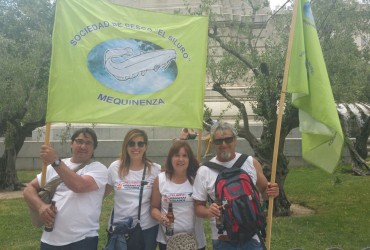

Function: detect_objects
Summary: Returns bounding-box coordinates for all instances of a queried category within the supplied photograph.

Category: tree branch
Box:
[209,25,260,76]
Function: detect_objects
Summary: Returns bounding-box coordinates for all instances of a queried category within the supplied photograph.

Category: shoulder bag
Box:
[27,161,90,227]
[104,165,147,250]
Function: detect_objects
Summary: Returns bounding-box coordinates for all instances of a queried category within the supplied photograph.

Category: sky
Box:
[269,0,291,10]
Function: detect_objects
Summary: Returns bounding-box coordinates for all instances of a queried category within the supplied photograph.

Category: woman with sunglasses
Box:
[105,129,161,250]
[150,141,206,250]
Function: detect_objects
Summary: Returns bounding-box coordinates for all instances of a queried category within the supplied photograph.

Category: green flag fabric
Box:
[286,0,344,173]
[46,0,208,129]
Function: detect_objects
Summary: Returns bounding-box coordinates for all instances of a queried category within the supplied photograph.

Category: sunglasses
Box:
[128,141,146,148]
[74,139,93,146]
[213,137,234,145]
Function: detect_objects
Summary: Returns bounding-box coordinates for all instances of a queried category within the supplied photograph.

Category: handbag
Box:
[165,210,198,250]
[104,165,147,250]
[27,161,89,227]
[166,233,197,250]
[126,222,144,250]
[103,217,133,250]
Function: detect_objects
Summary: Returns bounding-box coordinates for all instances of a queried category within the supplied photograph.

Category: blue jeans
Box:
[142,225,159,250]
[40,236,98,250]
[212,239,263,250]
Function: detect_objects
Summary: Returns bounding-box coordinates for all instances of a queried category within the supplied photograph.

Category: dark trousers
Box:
[40,236,98,250]
[142,224,159,250]
[158,242,205,250]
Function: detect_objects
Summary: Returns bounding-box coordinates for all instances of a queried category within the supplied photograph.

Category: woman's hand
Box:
[160,214,169,227]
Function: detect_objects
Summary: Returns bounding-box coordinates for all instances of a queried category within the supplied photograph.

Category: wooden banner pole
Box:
[197,129,203,162]
[40,123,51,187]
[265,0,299,249]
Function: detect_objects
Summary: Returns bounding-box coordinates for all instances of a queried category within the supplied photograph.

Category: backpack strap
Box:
[203,154,249,171]
[202,161,225,171]
[231,154,249,169]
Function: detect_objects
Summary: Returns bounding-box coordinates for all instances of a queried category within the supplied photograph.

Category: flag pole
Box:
[265,0,299,249]
[40,122,51,187]
[197,129,203,162]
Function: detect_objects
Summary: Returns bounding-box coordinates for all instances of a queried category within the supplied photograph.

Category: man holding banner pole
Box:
[23,128,108,249]
[192,122,279,250]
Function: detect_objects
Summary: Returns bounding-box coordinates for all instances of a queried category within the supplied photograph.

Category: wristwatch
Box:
[51,158,62,168]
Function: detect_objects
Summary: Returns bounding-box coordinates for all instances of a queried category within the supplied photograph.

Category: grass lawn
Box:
[1,166,370,249]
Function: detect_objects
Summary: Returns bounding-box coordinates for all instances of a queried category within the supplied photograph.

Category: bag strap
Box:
[232,153,249,169]
[137,164,147,221]
[202,161,225,172]
[203,154,249,171]
[40,160,91,192]
[110,164,147,225]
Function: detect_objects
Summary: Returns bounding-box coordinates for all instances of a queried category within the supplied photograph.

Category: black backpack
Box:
[203,154,266,247]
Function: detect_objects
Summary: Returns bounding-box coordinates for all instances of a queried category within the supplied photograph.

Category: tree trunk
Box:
[337,105,370,176]
[259,152,291,216]
[0,119,45,190]
[0,146,22,190]
[241,121,292,216]
[354,117,370,160]
[345,136,370,176]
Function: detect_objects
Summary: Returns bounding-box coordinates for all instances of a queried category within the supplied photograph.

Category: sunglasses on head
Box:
[213,137,234,145]
[128,141,146,148]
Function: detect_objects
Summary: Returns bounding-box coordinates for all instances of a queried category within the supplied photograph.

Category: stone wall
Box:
[8,137,309,170]
[0,124,350,170]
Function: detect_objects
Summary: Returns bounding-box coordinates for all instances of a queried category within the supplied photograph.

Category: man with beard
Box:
[23,128,108,250]
[192,122,279,250]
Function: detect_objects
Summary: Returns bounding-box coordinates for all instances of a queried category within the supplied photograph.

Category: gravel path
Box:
[0,189,24,200]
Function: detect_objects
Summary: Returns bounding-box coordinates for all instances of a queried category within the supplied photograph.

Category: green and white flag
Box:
[286,0,344,173]
[46,0,208,129]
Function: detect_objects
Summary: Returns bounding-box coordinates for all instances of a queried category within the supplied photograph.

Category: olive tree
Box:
[0,0,54,190]
[192,0,369,215]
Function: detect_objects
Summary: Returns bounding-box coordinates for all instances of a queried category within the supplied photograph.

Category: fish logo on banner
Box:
[88,39,178,95]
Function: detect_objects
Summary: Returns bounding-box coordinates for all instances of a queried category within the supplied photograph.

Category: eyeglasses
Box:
[74,139,94,146]
[128,141,146,148]
[213,137,234,145]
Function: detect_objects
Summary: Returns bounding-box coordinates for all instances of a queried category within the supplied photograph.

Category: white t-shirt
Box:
[192,153,258,241]
[108,160,161,230]
[37,159,108,246]
[156,172,206,248]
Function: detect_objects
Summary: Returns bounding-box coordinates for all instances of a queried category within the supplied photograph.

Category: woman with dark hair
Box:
[150,141,206,250]
[105,129,161,250]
